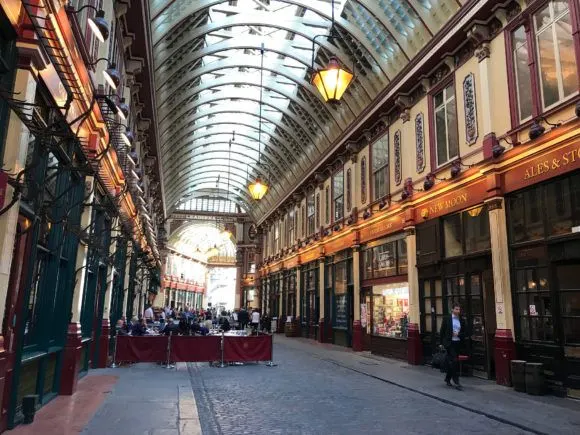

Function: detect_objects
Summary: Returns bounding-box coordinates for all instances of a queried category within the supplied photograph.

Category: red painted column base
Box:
[97,319,110,369]
[0,336,7,428]
[407,323,423,365]
[60,323,82,395]
[494,329,516,387]
[318,318,325,343]
[352,320,363,352]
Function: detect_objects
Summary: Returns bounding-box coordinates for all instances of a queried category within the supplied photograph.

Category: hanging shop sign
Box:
[360,212,406,243]
[503,140,580,193]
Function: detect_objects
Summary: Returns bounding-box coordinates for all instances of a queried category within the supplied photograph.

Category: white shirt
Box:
[144,307,154,320]
[160,311,166,320]
[251,311,260,323]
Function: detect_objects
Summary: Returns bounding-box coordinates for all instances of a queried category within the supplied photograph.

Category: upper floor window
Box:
[307,193,315,235]
[315,193,320,228]
[301,204,306,238]
[287,209,295,245]
[333,169,344,222]
[372,135,389,200]
[325,186,330,224]
[274,223,280,253]
[433,83,459,167]
[510,1,578,124]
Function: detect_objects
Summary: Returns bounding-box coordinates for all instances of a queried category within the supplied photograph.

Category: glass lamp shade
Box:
[88,10,109,43]
[311,57,353,103]
[121,129,134,147]
[116,98,130,121]
[103,64,121,90]
[248,178,268,200]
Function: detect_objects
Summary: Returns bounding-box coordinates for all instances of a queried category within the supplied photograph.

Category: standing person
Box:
[251,309,260,333]
[232,310,239,329]
[144,304,154,324]
[439,302,467,389]
[239,307,249,330]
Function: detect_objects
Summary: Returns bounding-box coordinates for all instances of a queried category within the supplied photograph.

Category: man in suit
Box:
[439,302,467,389]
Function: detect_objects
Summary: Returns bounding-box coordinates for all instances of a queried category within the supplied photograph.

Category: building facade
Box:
[0,0,163,428]
[258,0,580,398]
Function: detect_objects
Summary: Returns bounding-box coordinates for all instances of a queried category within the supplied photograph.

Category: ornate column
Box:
[486,197,516,386]
[61,176,95,394]
[98,219,119,368]
[235,248,243,310]
[352,244,363,351]
[318,256,325,343]
[405,226,422,365]
[121,241,132,317]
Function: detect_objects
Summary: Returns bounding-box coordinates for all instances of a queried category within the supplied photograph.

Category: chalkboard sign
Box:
[334,294,348,328]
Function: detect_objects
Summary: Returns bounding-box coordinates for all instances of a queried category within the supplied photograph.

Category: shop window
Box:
[509,1,578,124]
[516,266,554,342]
[433,83,459,167]
[333,169,344,222]
[333,262,348,329]
[372,134,389,200]
[546,179,573,236]
[443,206,491,258]
[372,284,409,338]
[362,236,407,279]
[23,251,46,347]
[416,220,440,265]
[558,264,580,344]
[307,193,315,235]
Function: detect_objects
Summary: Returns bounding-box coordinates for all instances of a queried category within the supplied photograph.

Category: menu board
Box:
[334,294,348,328]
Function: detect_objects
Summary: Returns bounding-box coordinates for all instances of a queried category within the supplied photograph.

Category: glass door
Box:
[468,274,487,375]
[420,278,443,362]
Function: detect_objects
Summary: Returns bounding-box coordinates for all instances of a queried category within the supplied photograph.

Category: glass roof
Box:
[151,0,464,220]
[169,223,237,260]
[177,197,245,214]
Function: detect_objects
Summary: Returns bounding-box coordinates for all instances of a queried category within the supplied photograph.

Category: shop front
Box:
[361,233,409,360]
[300,261,319,339]
[506,171,580,396]
[416,185,496,379]
[284,269,297,319]
[325,250,353,347]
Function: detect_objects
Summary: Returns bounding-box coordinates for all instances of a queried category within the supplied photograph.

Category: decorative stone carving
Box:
[346,168,352,212]
[463,73,478,145]
[486,198,503,211]
[415,113,425,174]
[474,43,491,62]
[400,109,411,123]
[363,117,388,143]
[394,130,402,186]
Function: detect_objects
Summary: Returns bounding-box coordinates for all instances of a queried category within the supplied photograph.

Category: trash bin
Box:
[271,317,277,333]
[510,360,526,392]
[525,362,546,395]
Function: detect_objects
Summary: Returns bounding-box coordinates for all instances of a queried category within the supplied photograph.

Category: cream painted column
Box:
[295,267,301,319]
[103,218,120,321]
[352,247,361,322]
[318,257,325,322]
[486,197,514,333]
[70,177,95,325]
[405,227,420,326]
[0,69,37,326]
[121,242,132,318]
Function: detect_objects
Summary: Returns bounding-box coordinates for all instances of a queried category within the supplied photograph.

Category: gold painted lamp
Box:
[311,57,354,103]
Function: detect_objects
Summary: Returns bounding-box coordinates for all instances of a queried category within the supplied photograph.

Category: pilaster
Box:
[405,227,419,325]
[318,256,325,343]
[352,245,362,351]
[295,267,301,319]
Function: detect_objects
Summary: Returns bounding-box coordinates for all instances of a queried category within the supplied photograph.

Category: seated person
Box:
[115,319,128,336]
[131,318,148,336]
[162,320,180,336]
[218,315,231,332]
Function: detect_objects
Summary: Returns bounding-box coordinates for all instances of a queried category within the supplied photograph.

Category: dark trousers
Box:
[445,341,461,383]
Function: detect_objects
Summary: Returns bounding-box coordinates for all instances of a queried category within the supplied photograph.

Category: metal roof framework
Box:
[151,0,463,220]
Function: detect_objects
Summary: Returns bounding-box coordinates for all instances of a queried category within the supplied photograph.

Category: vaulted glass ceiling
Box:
[151,0,465,221]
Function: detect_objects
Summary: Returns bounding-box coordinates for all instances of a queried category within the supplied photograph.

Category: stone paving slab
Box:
[277,336,580,435]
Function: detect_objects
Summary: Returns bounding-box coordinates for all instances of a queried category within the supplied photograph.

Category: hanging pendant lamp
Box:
[311,57,354,103]
[248,43,269,200]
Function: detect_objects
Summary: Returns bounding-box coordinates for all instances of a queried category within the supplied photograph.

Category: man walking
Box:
[439,302,466,389]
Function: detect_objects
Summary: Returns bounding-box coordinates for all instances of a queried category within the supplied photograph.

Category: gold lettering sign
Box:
[426,193,468,215]
[360,215,405,243]
[523,146,580,180]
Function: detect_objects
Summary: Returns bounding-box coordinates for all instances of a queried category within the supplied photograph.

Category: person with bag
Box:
[439,302,466,389]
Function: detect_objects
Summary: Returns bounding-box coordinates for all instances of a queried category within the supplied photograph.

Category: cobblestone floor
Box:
[188,338,545,435]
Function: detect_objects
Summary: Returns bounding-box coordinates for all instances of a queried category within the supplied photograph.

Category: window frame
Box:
[370,133,390,201]
[307,192,315,235]
[505,0,580,129]
[287,209,295,245]
[429,79,459,169]
[332,167,344,222]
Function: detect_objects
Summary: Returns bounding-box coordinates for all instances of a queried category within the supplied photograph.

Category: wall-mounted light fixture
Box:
[71,5,109,42]
[528,119,545,141]
[423,173,435,191]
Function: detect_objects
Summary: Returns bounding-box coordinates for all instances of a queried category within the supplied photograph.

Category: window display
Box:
[372,284,409,338]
